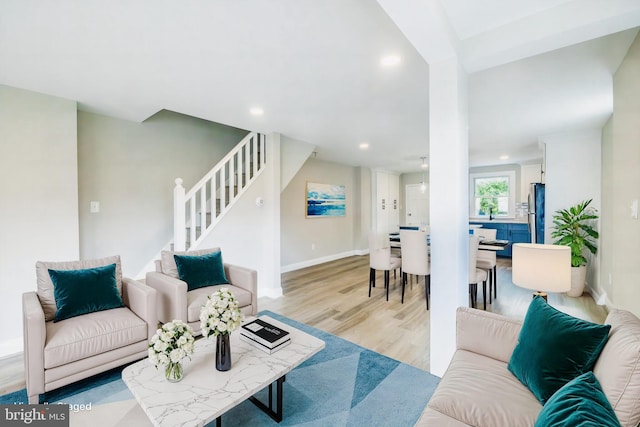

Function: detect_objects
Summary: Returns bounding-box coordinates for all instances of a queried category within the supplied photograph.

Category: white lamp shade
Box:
[512,243,571,293]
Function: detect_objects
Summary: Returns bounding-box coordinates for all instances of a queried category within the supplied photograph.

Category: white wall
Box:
[280,135,315,192]
[0,85,79,356]
[78,110,248,278]
[280,158,359,271]
[542,128,602,293]
[603,32,640,315]
[197,134,282,298]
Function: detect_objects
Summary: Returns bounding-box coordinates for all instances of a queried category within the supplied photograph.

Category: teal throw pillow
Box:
[534,372,621,427]
[174,251,229,291]
[49,263,124,322]
[508,296,611,404]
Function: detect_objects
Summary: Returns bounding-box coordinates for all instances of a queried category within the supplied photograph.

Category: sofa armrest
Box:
[145,271,188,324]
[122,278,158,340]
[225,263,258,316]
[22,292,46,403]
[456,306,523,363]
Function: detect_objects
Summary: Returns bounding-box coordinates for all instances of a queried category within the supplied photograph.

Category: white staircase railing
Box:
[173,132,266,251]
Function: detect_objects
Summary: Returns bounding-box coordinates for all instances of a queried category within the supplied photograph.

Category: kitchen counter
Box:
[469,218,528,224]
[469,220,531,257]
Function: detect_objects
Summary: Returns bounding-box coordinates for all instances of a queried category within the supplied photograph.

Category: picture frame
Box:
[306,182,346,218]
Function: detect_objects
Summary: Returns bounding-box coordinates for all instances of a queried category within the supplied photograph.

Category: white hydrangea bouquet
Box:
[200,287,243,338]
[148,320,195,382]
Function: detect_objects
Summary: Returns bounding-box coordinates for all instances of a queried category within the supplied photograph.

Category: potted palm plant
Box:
[551,199,599,297]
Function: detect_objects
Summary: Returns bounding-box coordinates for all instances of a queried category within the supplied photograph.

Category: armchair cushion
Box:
[43,306,147,369]
[36,255,123,322]
[174,251,229,291]
[49,263,124,322]
[508,296,611,404]
[186,285,253,323]
[160,247,219,279]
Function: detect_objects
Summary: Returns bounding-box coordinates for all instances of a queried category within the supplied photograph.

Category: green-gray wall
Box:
[280,158,369,270]
[78,110,249,277]
[0,85,79,355]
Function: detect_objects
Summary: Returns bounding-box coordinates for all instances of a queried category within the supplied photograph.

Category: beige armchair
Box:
[145,248,257,335]
[23,256,157,404]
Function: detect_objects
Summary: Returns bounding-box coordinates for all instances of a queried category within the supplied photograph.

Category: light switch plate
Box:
[631,200,638,220]
[90,201,100,213]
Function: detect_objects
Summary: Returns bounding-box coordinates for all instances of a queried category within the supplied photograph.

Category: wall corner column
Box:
[429,57,470,376]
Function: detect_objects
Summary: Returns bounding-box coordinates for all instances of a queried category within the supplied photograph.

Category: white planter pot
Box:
[567,265,587,297]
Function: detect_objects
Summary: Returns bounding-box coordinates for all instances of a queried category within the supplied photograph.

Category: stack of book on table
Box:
[240,318,291,354]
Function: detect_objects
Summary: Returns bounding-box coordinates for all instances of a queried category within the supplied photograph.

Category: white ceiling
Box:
[1,1,639,172]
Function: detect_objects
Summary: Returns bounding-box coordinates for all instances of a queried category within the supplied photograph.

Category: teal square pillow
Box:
[48,263,124,322]
[508,296,611,403]
[173,251,229,291]
[535,372,621,427]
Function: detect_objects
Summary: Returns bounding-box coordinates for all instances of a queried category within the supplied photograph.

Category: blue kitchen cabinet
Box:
[470,222,531,257]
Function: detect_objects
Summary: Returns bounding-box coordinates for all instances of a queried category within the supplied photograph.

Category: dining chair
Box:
[469,235,489,309]
[368,233,402,301]
[473,228,498,303]
[399,229,430,309]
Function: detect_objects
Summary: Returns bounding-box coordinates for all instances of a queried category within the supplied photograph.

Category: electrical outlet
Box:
[311,243,316,250]
[90,201,100,213]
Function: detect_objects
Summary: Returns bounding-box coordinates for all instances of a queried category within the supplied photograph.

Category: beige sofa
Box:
[23,256,157,404]
[416,306,640,427]
[145,248,257,335]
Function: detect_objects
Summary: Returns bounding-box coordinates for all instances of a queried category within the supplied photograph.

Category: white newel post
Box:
[174,178,186,252]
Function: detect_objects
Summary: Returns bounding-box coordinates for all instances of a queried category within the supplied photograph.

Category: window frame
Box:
[469,171,516,219]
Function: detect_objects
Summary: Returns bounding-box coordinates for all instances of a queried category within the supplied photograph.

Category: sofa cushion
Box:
[160,248,220,279]
[428,350,541,427]
[508,296,611,403]
[49,263,124,322]
[44,307,147,369]
[534,372,621,427]
[36,255,123,322]
[174,251,229,291]
[187,285,253,323]
[593,309,640,427]
[415,407,472,427]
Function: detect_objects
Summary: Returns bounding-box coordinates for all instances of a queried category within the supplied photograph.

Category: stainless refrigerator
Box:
[528,183,545,243]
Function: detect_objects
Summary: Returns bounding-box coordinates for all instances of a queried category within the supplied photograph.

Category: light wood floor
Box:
[0,255,607,396]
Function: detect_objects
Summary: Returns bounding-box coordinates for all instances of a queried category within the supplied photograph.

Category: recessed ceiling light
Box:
[380,55,401,67]
[500,155,509,160]
[249,107,264,116]
[359,142,369,150]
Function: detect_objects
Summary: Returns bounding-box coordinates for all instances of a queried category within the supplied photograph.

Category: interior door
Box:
[405,184,429,226]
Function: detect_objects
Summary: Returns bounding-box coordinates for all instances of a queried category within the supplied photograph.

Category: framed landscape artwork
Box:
[306,182,346,218]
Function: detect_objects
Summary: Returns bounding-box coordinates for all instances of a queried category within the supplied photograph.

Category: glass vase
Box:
[165,361,183,382]
[216,333,231,371]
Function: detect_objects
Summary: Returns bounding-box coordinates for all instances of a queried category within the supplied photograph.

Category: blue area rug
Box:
[1,311,439,426]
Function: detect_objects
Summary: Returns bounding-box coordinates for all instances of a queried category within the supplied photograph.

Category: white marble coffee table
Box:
[122,315,325,427]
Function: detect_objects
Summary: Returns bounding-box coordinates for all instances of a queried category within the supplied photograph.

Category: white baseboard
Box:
[0,338,23,359]
[281,250,365,273]
[258,287,283,299]
[588,285,614,311]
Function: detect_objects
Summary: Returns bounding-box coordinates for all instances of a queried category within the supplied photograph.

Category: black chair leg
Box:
[369,268,374,297]
[385,270,390,301]
[425,275,430,310]
[401,272,406,304]
[493,266,498,299]
[482,280,487,310]
[469,283,477,308]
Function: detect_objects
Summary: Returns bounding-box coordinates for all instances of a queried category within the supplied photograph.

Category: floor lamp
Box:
[512,243,571,301]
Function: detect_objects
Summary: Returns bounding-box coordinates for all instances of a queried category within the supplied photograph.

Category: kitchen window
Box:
[469,171,516,218]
